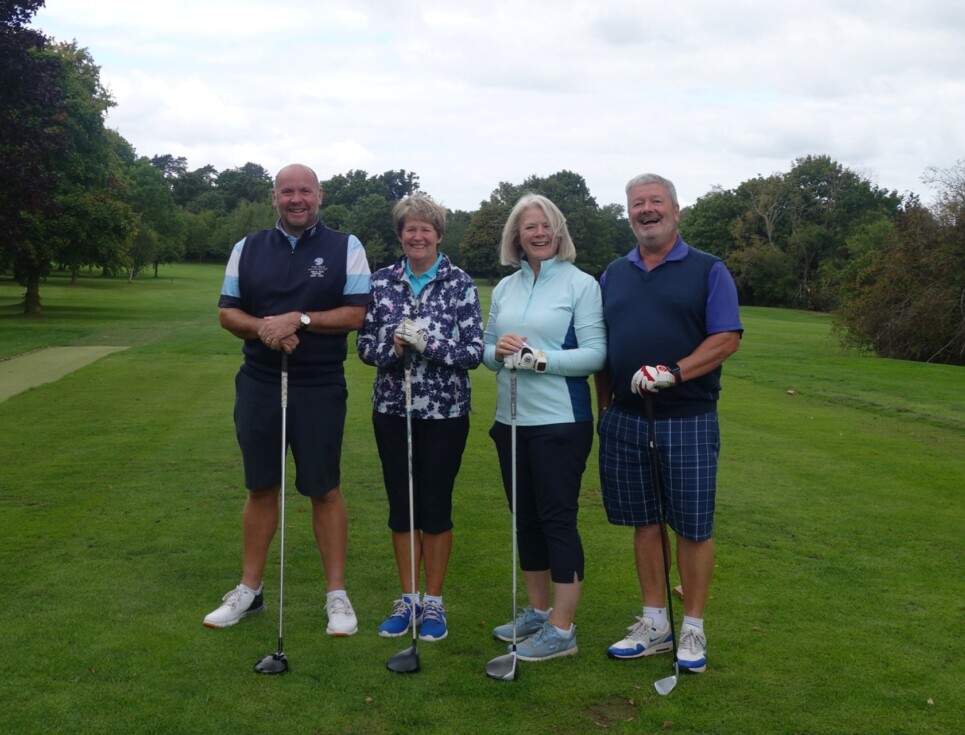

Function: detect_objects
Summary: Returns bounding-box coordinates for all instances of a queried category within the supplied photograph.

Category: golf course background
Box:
[0,264,961,734]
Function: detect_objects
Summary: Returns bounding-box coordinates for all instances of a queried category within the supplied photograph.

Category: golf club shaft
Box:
[645,394,677,663]
[510,369,518,649]
[404,349,417,644]
[278,353,288,652]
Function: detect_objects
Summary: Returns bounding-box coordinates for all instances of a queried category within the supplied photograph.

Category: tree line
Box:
[2,2,962,364]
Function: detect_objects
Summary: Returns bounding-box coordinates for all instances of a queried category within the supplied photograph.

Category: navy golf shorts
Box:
[233,370,346,497]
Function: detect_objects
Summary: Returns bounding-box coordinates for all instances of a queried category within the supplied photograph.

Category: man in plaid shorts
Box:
[595,173,742,674]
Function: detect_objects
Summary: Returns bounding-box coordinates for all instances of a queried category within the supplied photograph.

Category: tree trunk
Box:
[23,269,42,315]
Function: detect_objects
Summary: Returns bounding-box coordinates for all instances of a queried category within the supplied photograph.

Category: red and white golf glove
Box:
[394,318,429,354]
[505,344,547,372]
[631,364,680,394]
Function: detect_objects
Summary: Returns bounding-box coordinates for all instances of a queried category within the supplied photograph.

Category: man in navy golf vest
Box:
[205,163,372,636]
[596,173,742,675]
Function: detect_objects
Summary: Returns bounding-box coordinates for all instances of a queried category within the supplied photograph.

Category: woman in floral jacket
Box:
[357,194,483,642]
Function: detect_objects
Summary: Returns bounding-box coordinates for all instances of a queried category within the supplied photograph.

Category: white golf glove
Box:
[630,364,680,394]
[394,318,429,354]
[505,344,547,372]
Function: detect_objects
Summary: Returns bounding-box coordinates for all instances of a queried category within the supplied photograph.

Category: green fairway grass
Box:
[0,265,962,734]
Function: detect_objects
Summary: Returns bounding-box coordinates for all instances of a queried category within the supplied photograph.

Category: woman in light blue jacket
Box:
[482,194,606,662]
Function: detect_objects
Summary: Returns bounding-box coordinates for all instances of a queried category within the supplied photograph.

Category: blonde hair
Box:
[499,194,576,267]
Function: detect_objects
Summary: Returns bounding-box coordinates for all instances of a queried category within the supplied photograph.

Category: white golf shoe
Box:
[203,584,265,628]
[326,593,358,636]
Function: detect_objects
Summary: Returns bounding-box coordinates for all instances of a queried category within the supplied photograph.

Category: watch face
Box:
[300,314,310,326]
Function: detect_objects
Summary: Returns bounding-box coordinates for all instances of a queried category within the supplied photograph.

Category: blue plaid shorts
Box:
[598,405,720,541]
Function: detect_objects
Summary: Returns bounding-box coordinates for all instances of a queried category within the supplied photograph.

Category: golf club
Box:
[255,353,290,675]
[646,393,679,696]
[485,368,519,681]
[387,349,421,674]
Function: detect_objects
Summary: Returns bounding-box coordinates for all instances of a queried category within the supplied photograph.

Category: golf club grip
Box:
[510,368,516,422]
[280,354,288,409]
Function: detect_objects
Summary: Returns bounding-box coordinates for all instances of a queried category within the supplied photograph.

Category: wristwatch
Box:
[299,313,311,329]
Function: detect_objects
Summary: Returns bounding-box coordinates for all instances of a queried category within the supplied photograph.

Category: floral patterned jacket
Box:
[356,254,484,419]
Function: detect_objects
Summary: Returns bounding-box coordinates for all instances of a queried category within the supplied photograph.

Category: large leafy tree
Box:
[44,42,136,287]
[683,156,903,310]
[345,194,397,270]
[460,201,512,283]
[216,163,272,211]
[679,186,745,258]
[149,154,188,180]
[6,35,136,310]
[0,1,66,310]
[123,152,185,278]
[834,162,965,364]
[172,165,220,212]
[459,170,616,279]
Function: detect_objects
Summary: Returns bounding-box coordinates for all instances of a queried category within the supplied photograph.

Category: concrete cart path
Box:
[0,346,128,403]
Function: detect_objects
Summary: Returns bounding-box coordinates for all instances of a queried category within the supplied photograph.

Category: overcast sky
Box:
[33,0,964,212]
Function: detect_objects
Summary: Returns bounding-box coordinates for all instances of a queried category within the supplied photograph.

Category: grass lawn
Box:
[0,264,962,734]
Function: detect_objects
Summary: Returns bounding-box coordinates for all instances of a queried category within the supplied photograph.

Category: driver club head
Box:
[386,644,421,674]
[653,662,679,696]
[485,651,519,681]
[254,651,289,675]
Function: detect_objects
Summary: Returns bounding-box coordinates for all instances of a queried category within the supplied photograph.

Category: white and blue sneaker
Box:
[418,599,448,641]
[607,616,673,659]
[492,606,551,642]
[514,621,578,661]
[378,598,421,638]
[677,625,707,673]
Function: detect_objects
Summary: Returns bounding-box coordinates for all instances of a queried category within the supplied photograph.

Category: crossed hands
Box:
[258,313,300,354]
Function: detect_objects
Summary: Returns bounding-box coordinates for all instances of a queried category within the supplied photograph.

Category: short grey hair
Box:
[499,194,577,268]
[625,174,678,208]
[392,194,447,239]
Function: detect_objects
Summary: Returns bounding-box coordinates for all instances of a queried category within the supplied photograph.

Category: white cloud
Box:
[33,0,965,210]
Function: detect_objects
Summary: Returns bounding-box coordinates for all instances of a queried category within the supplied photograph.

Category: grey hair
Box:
[499,194,577,268]
[392,194,447,239]
[625,174,678,208]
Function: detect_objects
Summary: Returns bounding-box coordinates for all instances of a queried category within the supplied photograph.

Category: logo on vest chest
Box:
[309,257,328,278]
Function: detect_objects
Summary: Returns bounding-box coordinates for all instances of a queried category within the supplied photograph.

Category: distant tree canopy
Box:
[832,160,965,365]
[460,170,632,283]
[681,155,904,310]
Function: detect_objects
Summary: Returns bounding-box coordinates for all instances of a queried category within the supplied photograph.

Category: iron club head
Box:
[254,651,288,675]
[654,661,679,696]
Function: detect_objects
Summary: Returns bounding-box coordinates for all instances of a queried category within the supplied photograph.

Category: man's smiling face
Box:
[272,165,322,238]
[627,182,680,251]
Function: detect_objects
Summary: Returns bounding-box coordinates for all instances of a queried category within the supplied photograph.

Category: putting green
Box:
[0,346,128,403]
